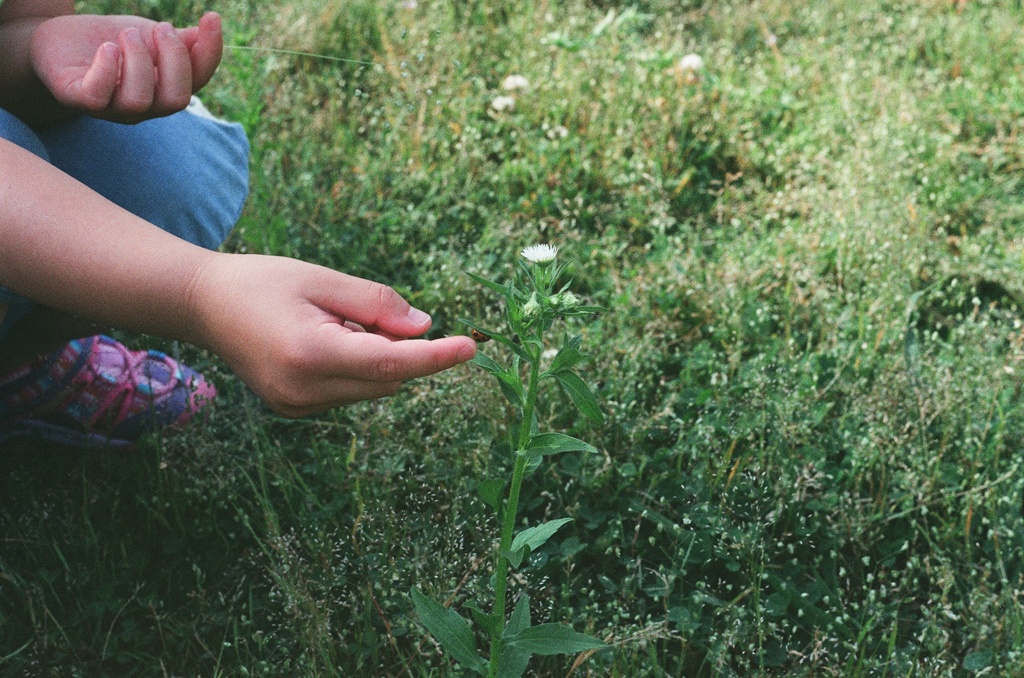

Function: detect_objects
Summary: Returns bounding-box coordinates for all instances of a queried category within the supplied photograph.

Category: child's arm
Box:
[0,0,221,126]
[0,138,476,414]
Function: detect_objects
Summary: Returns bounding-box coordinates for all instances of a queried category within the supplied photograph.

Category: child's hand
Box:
[189,254,478,417]
[29,12,222,123]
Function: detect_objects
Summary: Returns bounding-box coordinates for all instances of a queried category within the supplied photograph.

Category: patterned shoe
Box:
[0,335,216,449]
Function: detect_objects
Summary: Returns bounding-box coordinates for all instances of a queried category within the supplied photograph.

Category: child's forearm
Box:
[0,137,213,344]
[0,0,76,124]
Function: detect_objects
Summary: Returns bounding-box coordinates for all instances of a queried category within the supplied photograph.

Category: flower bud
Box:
[553,291,580,311]
[523,293,542,318]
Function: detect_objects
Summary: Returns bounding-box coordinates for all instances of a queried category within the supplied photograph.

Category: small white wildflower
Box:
[542,348,559,362]
[490,95,516,112]
[678,53,704,72]
[766,33,778,48]
[501,74,530,91]
[401,0,417,8]
[521,244,558,263]
[546,125,569,140]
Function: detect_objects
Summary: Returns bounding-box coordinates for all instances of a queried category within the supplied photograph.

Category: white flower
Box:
[401,0,417,8]
[546,125,569,140]
[678,53,704,72]
[501,74,530,91]
[490,95,516,112]
[521,244,558,263]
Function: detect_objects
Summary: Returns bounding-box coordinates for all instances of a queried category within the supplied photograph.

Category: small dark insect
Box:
[471,329,491,343]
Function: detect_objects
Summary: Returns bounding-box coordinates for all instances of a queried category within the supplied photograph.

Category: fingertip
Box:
[199,11,223,45]
[155,21,176,39]
[98,40,120,61]
[439,335,477,365]
[455,338,478,363]
[201,11,222,28]
[406,306,431,328]
[120,26,143,47]
[184,12,221,40]
[190,12,223,91]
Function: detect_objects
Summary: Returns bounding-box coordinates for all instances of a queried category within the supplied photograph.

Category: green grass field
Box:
[5,0,1024,674]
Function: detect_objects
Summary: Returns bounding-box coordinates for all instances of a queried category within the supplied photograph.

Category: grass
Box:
[5,0,1024,674]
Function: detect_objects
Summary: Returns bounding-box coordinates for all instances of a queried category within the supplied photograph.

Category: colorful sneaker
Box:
[0,335,216,449]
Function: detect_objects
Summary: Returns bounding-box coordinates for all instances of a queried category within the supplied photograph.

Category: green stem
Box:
[488,356,541,678]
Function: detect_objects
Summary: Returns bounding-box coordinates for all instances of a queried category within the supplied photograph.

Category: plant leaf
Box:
[506,545,527,570]
[562,305,605,316]
[498,598,533,678]
[548,347,582,373]
[505,595,532,638]
[462,316,533,363]
[472,351,524,408]
[463,324,534,380]
[476,478,505,512]
[506,338,534,364]
[470,351,504,375]
[550,370,605,424]
[497,645,532,678]
[464,600,501,639]
[411,589,488,674]
[506,624,606,656]
[459,318,517,349]
[510,518,574,556]
[466,271,511,299]
[496,371,525,408]
[522,433,598,458]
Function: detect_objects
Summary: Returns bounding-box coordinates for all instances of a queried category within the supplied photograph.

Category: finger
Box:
[343,321,401,341]
[152,22,192,113]
[186,12,223,92]
[112,27,156,114]
[257,327,473,417]
[76,42,120,111]
[314,272,435,338]
[320,330,477,383]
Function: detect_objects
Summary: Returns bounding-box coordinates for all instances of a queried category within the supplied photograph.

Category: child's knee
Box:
[37,107,250,250]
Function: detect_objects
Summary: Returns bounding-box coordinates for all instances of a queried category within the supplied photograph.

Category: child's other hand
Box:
[30,12,222,123]
[189,254,478,417]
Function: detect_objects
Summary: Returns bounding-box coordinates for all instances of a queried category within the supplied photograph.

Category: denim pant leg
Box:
[36,100,250,251]
[0,102,250,341]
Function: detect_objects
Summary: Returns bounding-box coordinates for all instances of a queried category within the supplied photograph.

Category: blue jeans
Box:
[0,100,250,340]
